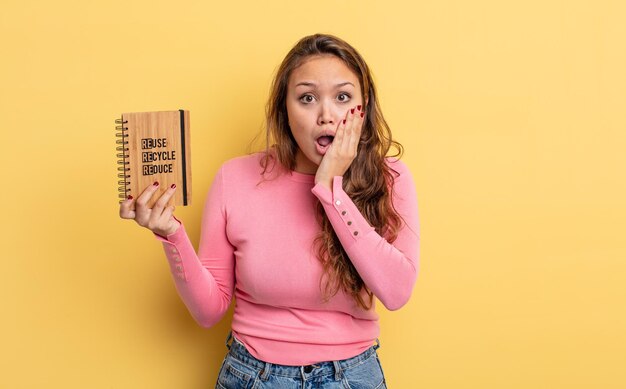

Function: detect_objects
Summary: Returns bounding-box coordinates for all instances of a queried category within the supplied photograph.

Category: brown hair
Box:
[260,33,404,310]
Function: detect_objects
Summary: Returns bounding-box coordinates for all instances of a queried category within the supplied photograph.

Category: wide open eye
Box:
[299,94,315,104]
[337,92,351,103]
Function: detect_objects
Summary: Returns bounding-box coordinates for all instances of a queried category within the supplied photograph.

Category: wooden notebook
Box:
[116,110,191,207]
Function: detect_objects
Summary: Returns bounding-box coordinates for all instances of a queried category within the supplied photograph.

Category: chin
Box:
[309,153,323,167]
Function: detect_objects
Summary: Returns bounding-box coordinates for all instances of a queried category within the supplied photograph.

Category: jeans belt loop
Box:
[225,330,233,350]
[260,362,272,381]
[333,360,343,381]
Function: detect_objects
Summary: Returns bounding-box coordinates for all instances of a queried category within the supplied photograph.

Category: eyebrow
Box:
[295,81,355,88]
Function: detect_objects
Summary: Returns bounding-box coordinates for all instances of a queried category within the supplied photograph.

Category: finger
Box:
[333,114,348,152]
[341,106,358,154]
[356,104,365,129]
[119,196,136,219]
[348,106,365,155]
[135,181,161,214]
[159,205,175,228]
[148,184,177,227]
[345,106,357,135]
[336,107,354,146]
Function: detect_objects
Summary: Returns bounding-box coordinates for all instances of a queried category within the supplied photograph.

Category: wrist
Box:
[168,220,182,236]
[155,220,181,238]
[314,175,333,191]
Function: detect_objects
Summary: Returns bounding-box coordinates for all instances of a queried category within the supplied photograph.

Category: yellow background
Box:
[1,0,625,388]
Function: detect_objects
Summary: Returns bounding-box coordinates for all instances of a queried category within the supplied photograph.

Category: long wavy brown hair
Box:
[259,33,404,310]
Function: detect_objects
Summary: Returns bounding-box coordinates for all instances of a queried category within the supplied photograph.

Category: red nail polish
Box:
[357,105,362,111]
[127,195,133,200]
[343,119,346,124]
[350,108,355,114]
[360,112,364,118]
[153,181,159,186]
[171,184,176,189]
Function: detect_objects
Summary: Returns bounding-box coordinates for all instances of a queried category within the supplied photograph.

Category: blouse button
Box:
[353,231,359,236]
[341,211,346,216]
[347,221,352,226]
[335,200,341,205]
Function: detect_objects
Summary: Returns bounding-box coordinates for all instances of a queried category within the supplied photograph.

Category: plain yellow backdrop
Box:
[1,0,625,388]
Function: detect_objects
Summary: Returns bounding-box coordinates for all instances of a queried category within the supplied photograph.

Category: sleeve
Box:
[310,159,420,311]
[152,164,235,327]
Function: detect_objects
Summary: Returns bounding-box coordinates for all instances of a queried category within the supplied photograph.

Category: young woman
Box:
[119,33,419,389]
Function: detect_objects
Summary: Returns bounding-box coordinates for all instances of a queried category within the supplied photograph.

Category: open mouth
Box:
[315,135,334,155]
[316,135,334,147]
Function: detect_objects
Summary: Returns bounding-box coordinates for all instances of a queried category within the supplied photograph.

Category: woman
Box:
[119,33,419,389]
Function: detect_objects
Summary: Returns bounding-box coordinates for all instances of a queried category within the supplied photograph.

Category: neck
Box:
[294,150,317,174]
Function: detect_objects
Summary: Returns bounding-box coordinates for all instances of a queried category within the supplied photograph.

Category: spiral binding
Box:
[115,117,130,203]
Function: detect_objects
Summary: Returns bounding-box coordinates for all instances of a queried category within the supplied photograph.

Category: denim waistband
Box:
[224,331,380,380]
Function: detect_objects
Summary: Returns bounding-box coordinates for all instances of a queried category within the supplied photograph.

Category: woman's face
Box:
[286,54,363,174]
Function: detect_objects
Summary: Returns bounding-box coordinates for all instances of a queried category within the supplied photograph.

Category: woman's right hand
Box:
[119,181,181,238]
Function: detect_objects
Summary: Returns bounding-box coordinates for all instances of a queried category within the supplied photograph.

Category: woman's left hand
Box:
[315,105,365,190]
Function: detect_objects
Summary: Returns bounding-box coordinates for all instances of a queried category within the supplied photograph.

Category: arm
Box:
[153,165,235,327]
[310,160,420,311]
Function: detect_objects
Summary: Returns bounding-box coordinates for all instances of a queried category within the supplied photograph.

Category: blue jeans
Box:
[215,330,388,388]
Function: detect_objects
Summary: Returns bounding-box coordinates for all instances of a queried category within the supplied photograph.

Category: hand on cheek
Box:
[314,104,365,190]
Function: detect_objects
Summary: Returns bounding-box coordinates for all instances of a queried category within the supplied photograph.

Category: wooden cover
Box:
[117,110,191,207]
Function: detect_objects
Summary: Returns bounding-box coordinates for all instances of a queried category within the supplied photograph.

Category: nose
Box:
[317,100,335,126]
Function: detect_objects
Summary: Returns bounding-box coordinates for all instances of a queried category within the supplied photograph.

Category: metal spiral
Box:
[116,117,130,203]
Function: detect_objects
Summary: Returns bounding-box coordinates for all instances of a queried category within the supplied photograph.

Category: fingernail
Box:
[127,195,133,200]
[357,105,362,111]
[351,108,355,114]
[153,181,159,186]
[360,112,364,118]
[171,184,176,189]
[343,119,346,124]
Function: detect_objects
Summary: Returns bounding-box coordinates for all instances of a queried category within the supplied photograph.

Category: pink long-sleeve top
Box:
[153,152,420,365]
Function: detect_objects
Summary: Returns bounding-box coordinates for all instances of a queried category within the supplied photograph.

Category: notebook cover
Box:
[118,110,191,207]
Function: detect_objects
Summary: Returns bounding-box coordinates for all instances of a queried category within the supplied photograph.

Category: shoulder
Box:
[384,157,418,207]
[217,151,282,187]
[384,156,413,179]
[220,151,262,167]
[217,151,276,183]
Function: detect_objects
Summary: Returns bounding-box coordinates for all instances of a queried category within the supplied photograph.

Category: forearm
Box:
[153,218,233,327]
[311,172,420,311]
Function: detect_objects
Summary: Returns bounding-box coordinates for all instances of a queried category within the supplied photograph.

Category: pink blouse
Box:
[153,152,420,365]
